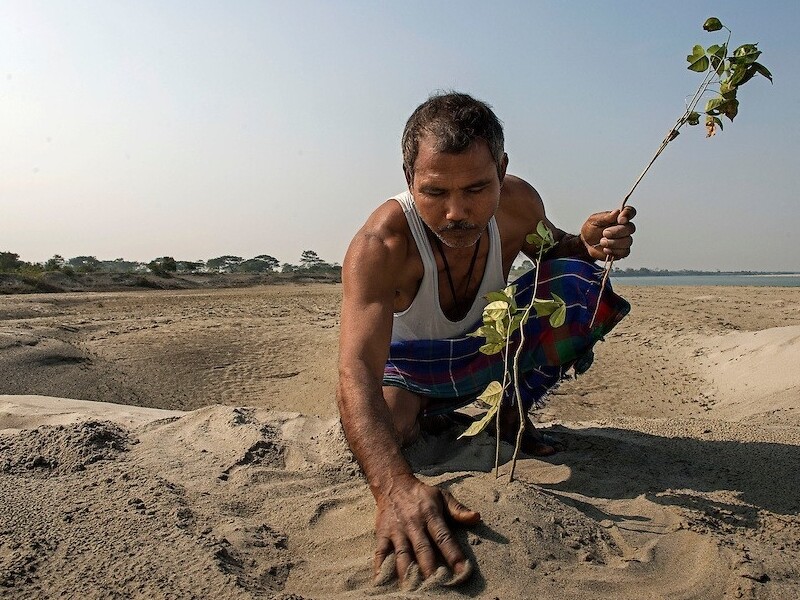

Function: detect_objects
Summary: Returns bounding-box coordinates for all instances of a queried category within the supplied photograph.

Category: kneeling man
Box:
[336,92,635,586]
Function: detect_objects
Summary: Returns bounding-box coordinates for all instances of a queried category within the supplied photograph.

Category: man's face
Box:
[407,134,507,249]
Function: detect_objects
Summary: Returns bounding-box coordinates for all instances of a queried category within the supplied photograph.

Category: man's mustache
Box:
[438,221,477,233]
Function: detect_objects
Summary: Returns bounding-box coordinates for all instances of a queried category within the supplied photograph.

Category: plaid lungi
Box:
[383,258,630,416]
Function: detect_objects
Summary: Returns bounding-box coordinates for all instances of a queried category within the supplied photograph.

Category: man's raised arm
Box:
[337,214,479,586]
[505,177,636,262]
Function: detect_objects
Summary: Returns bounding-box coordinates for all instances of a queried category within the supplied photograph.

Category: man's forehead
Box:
[413,135,495,177]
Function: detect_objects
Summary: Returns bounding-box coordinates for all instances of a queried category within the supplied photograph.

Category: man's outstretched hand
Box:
[372,474,481,587]
[580,206,637,261]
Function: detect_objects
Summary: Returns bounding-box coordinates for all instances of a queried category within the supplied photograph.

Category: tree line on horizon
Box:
[0,250,340,278]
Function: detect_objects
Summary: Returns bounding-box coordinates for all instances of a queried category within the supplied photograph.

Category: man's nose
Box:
[445,198,468,222]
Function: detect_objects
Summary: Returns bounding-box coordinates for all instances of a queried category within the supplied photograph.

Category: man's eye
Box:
[467,187,487,194]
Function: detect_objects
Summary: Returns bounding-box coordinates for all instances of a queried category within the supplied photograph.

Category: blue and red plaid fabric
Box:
[383,258,630,416]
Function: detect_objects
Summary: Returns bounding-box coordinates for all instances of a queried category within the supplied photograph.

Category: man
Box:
[337,92,635,587]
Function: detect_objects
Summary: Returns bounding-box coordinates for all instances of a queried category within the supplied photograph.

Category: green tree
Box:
[148,256,177,276]
[101,258,143,273]
[300,250,324,269]
[67,256,101,273]
[252,254,280,271]
[206,255,243,273]
[44,255,66,271]
[176,260,204,273]
[0,252,23,272]
[238,255,280,273]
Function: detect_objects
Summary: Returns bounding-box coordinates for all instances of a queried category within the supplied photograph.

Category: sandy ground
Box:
[1,283,800,599]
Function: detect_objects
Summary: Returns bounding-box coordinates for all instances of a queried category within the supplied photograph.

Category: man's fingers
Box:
[442,489,481,526]
[374,536,392,577]
[600,236,633,250]
[589,209,621,228]
[619,205,636,223]
[407,525,438,579]
[392,536,414,584]
[426,513,468,577]
[602,222,636,239]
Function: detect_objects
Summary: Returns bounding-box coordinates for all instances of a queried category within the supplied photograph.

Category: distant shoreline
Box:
[612,270,800,277]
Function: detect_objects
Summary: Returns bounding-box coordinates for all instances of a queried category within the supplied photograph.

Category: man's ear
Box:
[499,153,509,186]
[403,165,413,188]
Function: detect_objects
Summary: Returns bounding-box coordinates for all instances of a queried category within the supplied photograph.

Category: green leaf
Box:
[730,43,761,65]
[536,221,549,240]
[687,111,700,126]
[704,97,726,114]
[548,293,567,328]
[531,298,559,317]
[752,62,773,83]
[687,44,709,72]
[729,64,748,86]
[536,221,556,248]
[483,300,509,321]
[494,318,507,337]
[477,380,503,406]
[458,401,500,438]
[707,44,726,73]
[549,304,566,328]
[736,62,772,87]
[722,98,739,121]
[485,291,510,303]
[719,79,735,95]
[703,17,723,32]
[712,116,723,131]
[479,342,505,355]
[467,326,484,338]
[469,325,503,344]
[460,381,504,436]
[525,233,544,248]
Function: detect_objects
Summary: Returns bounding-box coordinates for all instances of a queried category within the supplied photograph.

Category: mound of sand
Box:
[693,325,800,419]
[2,396,799,599]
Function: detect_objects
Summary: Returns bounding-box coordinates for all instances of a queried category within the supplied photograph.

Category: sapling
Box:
[590,16,772,326]
[460,221,563,481]
[461,17,771,482]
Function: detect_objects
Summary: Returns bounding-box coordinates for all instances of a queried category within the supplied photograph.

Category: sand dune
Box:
[2,284,800,598]
[693,325,800,419]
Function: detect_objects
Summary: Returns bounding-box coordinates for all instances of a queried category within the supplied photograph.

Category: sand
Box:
[1,283,799,599]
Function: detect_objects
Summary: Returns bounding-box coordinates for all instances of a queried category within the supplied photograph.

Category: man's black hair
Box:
[402,91,505,181]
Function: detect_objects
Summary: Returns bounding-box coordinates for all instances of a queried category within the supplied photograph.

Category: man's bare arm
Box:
[506,177,636,262]
[337,227,413,493]
[337,219,479,585]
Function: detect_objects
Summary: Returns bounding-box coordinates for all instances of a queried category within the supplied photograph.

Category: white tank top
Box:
[391,190,506,342]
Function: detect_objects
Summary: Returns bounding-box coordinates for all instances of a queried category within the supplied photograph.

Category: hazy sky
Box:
[2,1,797,270]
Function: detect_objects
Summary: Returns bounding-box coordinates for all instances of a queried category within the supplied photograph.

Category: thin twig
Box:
[508,244,545,481]
[495,310,513,478]
[589,63,723,328]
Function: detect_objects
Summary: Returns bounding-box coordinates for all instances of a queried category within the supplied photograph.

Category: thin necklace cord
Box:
[434,235,481,313]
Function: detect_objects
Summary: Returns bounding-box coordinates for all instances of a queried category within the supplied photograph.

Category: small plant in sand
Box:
[459,221,564,481]
[590,16,772,325]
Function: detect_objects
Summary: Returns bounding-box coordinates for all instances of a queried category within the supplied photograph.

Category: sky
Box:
[2,1,798,271]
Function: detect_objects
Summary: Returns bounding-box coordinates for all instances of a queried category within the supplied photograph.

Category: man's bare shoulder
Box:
[347,199,410,261]
[342,198,421,296]
[499,175,545,220]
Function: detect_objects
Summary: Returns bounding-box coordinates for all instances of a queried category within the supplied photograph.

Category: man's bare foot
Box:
[496,411,563,457]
